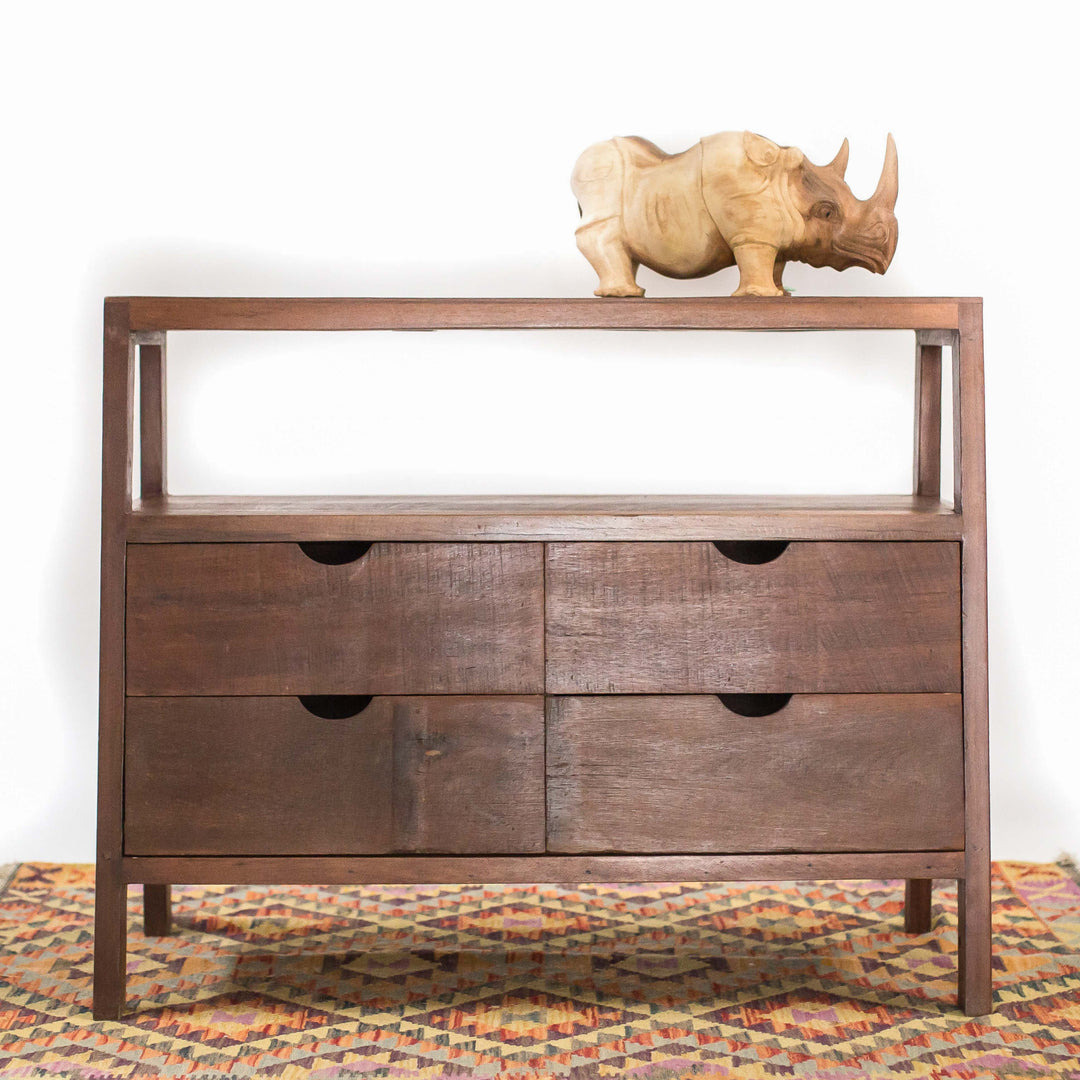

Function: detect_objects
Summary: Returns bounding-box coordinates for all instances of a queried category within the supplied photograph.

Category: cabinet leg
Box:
[958,876,993,1015]
[93,868,127,1020]
[904,878,932,933]
[143,884,172,936]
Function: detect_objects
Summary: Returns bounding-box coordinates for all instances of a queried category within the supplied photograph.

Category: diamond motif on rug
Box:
[1,864,1079,1078]
[408,986,639,1045]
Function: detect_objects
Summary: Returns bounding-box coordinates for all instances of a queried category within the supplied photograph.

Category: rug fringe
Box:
[1056,850,1080,886]
[0,862,19,896]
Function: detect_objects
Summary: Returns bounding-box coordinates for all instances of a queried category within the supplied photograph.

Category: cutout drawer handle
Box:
[712,540,789,565]
[299,695,373,719]
[717,693,792,717]
[298,541,373,565]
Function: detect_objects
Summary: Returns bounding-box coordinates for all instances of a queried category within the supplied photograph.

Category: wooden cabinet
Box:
[96,297,990,1020]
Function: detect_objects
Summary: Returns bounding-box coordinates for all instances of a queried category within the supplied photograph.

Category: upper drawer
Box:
[546,541,961,693]
[126,542,544,695]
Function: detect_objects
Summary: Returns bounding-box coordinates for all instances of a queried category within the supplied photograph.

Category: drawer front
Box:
[127,542,544,695]
[545,542,960,693]
[547,694,964,853]
[125,695,545,855]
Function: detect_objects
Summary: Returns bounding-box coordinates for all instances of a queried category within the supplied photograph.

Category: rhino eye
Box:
[812,201,839,222]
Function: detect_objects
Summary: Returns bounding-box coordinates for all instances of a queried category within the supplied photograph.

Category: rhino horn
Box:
[825,138,849,178]
[870,133,898,210]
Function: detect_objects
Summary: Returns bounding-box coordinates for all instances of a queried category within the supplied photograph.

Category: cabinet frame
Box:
[96,296,989,1018]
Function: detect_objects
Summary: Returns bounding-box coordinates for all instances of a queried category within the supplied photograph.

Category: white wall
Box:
[2,0,1076,863]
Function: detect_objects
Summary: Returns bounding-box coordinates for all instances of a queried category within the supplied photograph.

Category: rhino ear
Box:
[743,131,781,168]
[781,146,804,169]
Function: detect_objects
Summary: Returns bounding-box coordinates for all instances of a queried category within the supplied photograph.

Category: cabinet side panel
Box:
[957,300,992,1015]
[95,301,132,1020]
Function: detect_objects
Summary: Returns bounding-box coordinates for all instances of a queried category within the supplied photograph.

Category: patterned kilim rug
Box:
[1,863,1079,1078]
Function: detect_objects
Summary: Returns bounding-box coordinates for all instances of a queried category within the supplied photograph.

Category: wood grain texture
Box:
[127,494,962,543]
[546,542,961,693]
[122,850,966,885]
[136,336,169,949]
[953,331,964,512]
[126,542,543,695]
[916,329,958,348]
[914,342,942,497]
[143,884,172,936]
[94,300,132,1021]
[546,695,964,853]
[956,299,992,1015]
[119,296,966,332]
[905,878,933,933]
[124,696,545,855]
[138,340,166,498]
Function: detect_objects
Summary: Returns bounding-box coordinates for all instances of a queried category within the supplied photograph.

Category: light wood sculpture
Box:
[572,131,898,297]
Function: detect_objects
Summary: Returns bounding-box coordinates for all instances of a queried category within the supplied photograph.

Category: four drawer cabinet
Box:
[96,296,990,1020]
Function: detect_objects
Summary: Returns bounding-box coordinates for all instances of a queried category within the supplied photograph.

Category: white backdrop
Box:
[2,1,1076,863]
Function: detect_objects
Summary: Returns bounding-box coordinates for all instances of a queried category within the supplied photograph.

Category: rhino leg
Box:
[732,242,785,297]
[575,217,645,297]
[773,259,793,296]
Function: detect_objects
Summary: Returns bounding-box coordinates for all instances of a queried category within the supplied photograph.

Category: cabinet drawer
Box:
[545,541,960,693]
[124,695,545,855]
[547,694,964,853]
[126,542,544,695]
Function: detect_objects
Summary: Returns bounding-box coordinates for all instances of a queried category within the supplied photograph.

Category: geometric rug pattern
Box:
[1,861,1079,1078]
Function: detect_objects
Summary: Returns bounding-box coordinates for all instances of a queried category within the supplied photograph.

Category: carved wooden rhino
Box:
[571,131,898,297]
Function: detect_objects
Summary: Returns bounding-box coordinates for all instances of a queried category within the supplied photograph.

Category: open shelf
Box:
[127,493,961,542]
[119,296,973,545]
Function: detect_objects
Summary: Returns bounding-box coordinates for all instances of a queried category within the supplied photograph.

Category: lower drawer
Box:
[124,696,545,855]
[546,694,964,853]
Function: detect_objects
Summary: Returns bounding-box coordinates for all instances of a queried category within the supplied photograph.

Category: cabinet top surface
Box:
[127,493,962,543]
[107,296,981,333]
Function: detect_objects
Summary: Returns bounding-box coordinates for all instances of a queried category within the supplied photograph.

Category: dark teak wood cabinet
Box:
[95,296,990,1018]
